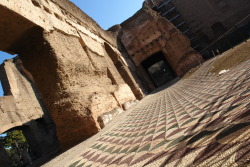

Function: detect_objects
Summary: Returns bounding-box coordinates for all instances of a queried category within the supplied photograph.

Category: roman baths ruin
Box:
[0,0,249,166]
[145,0,250,58]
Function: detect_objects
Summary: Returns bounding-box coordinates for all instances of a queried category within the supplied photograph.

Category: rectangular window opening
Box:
[0,81,3,97]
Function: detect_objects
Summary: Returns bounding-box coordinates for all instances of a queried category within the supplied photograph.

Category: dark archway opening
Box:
[141,51,176,88]
[0,117,60,167]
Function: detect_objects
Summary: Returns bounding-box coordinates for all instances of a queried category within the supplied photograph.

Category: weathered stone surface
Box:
[167,0,249,40]
[79,32,106,57]
[113,84,136,106]
[145,0,250,53]
[0,96,16,113]
[120,7,203,75]
[104,42,145,99]
[112,6,204,91]
[122,100,139,111]
[0,59,44,134]
[34,30,130,149]
[0,0,116,49]
[0,57,60,165]
[0,0,139,150]
[90,93,119,129]
[98,107,124,128]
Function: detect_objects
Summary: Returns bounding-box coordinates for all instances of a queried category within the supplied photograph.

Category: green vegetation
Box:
[0,130,30,167]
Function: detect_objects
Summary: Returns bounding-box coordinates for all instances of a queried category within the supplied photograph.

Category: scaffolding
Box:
[153,0,203,51]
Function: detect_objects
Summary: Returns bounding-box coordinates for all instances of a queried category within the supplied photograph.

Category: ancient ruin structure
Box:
[0,0,204,165]
[110,7,203,90]
[0,58,60,165]
[0,0,139,153]
[145,0,250,56]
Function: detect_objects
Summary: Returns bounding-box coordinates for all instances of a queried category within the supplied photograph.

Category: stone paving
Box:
[66,55,250,166]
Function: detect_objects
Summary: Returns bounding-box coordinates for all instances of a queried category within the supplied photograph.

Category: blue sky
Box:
[0,51,15,96]
[70,0,145,30]
[0,1,144,96]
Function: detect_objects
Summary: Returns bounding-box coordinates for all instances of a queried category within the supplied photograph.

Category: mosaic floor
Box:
[68,58,250,167]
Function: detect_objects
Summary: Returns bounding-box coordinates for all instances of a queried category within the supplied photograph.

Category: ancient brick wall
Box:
[0,59,44,134]
[0,0,137,150]
[0,58,60,165]
[171,0,250,40]
[0,0,207,152]
[112,7,203,90]
[145,0,250,41]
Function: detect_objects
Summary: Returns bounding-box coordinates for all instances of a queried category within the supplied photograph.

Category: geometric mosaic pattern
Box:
[68,59,250,167]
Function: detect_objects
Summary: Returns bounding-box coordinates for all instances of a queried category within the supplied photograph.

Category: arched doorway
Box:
[141,51,176,88]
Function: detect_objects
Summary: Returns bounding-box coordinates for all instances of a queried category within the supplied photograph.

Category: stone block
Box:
[90,93,119,123]
[113,84,136,106]
[97,107,124,128]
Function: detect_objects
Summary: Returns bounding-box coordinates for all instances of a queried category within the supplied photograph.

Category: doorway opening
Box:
[141,51,176,88]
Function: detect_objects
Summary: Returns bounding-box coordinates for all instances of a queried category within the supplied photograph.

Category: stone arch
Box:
[0,118,59,167]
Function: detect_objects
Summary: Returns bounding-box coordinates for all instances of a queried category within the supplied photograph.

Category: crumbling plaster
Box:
[0,0,138,150]
[0,59,44,134]
[110,7,203,91]
[0,0,204,151]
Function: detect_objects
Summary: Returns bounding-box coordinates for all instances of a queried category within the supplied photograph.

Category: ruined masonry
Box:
[145,0,250,54]
[0,0,203,164]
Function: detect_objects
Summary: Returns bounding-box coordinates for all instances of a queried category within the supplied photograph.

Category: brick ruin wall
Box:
[110,6,203,90]
[0,0,139,150]
[145,0,250,42]
[0,59,44,134]
[0,0,203,152]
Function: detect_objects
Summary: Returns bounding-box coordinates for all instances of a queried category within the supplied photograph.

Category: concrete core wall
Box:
[110,6,203,91]
[0,0,204,153]
[0,59,44,134]
[145,0,250,50]
[0,0,137,150]
[170,0,250,40]
[0,57,60,166]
